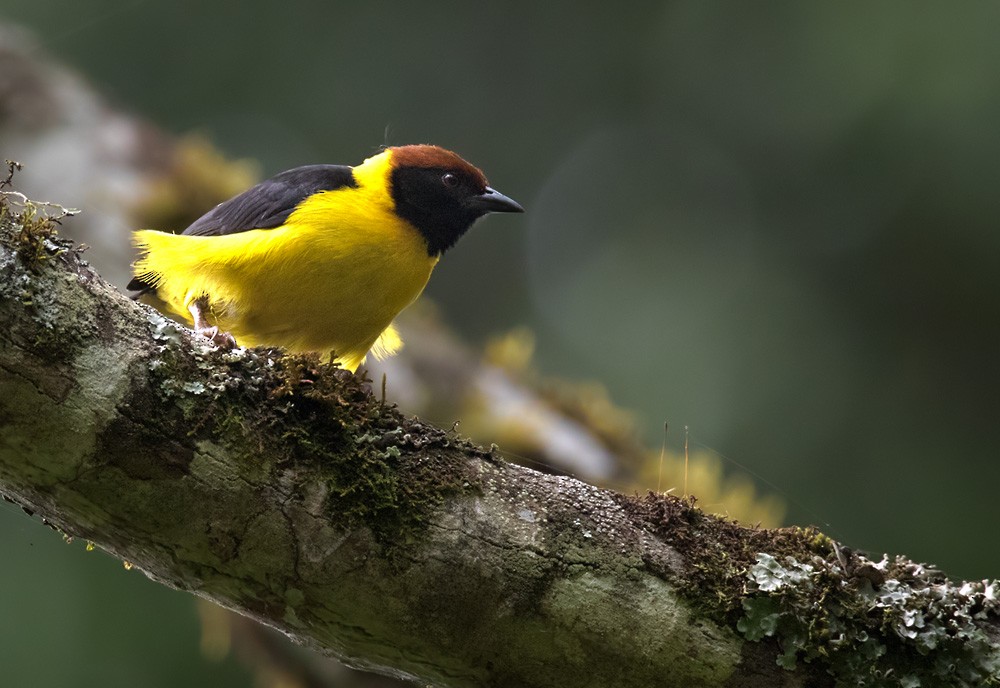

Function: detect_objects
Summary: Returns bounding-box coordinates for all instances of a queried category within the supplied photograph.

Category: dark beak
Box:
[468,186,525,214]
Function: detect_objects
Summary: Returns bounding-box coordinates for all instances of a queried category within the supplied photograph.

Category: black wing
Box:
[182,164,357,236]
[128,164,357,293]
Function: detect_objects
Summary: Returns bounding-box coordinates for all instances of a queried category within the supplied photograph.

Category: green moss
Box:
[139,320,482,548]
[0,165,90,362]
[615,491,831,622]
[618,492,1000,684]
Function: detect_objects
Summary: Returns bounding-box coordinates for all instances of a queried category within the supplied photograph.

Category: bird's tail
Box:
[131,230,217,318]
[132,230,183,287]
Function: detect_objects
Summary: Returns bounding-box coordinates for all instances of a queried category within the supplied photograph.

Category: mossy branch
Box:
[0,194,998,688]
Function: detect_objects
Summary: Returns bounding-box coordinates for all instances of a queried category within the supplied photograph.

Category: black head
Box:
[389,145,523,255]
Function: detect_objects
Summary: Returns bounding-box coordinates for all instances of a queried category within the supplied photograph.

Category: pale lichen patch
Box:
[738,552,1000,686]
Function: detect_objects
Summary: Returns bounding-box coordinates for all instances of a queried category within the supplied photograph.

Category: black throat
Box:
[390,166,481,256]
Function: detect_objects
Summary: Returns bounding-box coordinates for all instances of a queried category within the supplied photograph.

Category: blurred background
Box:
[2,1,999,686]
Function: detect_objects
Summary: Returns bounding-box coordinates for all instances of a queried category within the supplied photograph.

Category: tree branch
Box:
[1,192,998,688]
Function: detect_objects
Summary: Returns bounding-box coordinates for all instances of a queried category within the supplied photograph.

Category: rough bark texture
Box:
[1,196,998,688]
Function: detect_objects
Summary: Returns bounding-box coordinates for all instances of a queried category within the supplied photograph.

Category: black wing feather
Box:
[182,164,357,236]
[127,164,357,293]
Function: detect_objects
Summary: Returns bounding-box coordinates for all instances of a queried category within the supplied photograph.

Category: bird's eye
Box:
[441,173,459,188]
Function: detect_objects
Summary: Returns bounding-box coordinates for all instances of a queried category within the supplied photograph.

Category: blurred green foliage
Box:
[0,514,250,686]
[3,1,1000,685]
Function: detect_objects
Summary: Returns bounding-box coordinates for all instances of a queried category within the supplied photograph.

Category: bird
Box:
[128,144,523,372]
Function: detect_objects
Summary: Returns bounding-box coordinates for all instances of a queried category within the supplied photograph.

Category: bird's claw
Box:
[196,325,237,349]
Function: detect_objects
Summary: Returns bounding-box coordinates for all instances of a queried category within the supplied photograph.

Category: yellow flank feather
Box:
[133,150,438,372]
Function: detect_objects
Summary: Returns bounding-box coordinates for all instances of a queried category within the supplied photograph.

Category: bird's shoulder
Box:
[181,164,358,237]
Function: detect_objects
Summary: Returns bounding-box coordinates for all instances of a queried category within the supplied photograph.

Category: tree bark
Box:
[1,195,998,688]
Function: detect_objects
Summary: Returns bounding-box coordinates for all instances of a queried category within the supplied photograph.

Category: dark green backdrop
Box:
[3,2,999,685]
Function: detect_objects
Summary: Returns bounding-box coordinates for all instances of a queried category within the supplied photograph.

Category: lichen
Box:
[615,491,830,622]
[1,160,79,270]
[617,491,1000,682]
[737,552,1000,686]
[0,162,90,362]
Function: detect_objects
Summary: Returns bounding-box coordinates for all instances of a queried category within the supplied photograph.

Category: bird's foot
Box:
[196,325,237,349]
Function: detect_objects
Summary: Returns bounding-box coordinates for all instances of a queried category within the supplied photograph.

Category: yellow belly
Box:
[134,185,438,371]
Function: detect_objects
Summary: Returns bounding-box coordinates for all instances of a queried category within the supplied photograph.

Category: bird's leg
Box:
[188,297,237,349]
